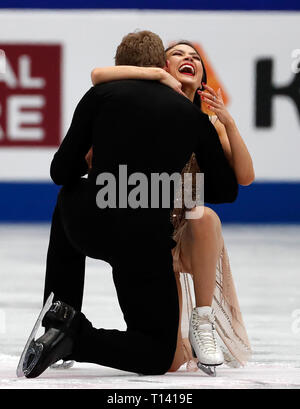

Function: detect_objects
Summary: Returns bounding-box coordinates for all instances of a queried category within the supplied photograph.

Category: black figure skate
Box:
[17,294,77,378]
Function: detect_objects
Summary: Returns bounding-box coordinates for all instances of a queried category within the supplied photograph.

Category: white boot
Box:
[189,306,224,366]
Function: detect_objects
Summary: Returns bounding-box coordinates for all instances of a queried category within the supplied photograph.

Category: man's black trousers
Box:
[43,179,180,375]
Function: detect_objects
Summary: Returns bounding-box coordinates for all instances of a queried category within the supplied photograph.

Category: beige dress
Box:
[170,152,252,371]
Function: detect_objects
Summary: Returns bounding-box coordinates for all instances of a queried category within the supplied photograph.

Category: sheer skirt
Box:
[172,221,252,371]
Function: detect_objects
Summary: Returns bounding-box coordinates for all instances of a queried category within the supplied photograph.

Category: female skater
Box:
[89,42,254,374]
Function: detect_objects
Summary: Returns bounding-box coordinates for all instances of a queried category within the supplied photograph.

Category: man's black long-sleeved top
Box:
[51,80,238,207]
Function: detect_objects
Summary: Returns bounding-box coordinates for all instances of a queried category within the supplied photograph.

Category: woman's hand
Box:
[199,84,255,185]
[198,84,233,126]
[160,70,188,98]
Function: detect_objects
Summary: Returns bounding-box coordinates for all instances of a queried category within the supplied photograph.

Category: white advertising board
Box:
[0,10,299,181]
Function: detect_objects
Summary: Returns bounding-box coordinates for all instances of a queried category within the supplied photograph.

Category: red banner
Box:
[0,44,61,147]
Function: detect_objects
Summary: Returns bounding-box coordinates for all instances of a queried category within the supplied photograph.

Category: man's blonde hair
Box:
[115,30,166,68]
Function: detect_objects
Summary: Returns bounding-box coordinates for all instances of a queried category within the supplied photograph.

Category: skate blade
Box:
[16,293,54,378]
[50,360,74,370]
[191,346,221,377]
[197,362,217,377]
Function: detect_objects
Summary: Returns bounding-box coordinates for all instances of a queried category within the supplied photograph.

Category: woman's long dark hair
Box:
[165,41,207,110]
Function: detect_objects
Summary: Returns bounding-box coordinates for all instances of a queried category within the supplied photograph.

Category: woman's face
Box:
[165,44,204,90]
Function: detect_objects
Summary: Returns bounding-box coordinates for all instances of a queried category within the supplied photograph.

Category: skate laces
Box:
[50,301,62,314]
[50,302,71,320]
[192,311,217,354]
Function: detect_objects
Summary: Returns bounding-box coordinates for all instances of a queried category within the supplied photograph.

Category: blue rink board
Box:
[0,181,299,223]
[1,0,300,11]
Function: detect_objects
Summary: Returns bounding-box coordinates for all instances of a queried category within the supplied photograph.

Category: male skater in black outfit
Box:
[21,31,238,378]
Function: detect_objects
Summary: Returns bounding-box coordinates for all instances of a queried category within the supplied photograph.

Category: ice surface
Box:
[1,224,300,389]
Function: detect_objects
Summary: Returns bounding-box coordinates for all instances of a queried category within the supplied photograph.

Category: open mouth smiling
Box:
[178,63,195,76]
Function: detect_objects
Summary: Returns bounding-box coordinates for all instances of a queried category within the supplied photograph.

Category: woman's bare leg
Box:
[180,207,224,307]
[168,207,224,371]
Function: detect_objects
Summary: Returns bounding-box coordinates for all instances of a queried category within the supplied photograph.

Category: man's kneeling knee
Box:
[138,342,175,375]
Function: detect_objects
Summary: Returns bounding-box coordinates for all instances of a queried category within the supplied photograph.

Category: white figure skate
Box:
[189,306,224,377]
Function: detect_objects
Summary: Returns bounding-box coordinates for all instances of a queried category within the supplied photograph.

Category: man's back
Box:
[87,80,204,179]
[51,79,238,209]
